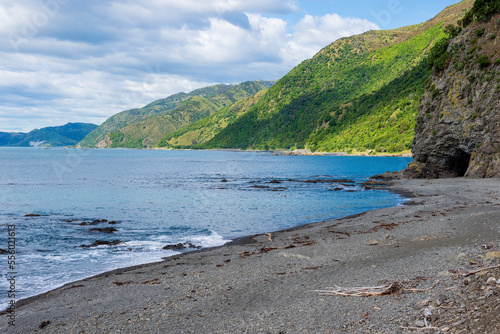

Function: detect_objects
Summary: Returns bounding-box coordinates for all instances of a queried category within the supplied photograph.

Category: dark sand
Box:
[2,178,500,333]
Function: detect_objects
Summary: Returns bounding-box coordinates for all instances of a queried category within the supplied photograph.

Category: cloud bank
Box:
[0,0,378,132]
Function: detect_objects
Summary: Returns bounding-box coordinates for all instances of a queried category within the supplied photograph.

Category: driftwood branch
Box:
[462,264,500,277]
[399,326,440,331]
[313,281,439,297]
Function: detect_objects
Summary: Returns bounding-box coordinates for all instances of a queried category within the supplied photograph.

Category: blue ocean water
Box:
[0,148,411,309]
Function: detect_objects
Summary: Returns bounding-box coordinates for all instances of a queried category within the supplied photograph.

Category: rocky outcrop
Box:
[404,13,500,178]
[97,135,111,148]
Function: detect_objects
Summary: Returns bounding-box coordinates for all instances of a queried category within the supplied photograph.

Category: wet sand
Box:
[2,178,500,333]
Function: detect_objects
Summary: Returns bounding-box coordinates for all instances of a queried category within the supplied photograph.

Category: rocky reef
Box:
[403,13,500,178]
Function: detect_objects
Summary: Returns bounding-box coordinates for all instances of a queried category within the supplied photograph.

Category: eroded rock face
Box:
[404,14,500,178]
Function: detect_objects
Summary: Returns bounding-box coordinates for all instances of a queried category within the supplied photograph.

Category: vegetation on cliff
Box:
[403,1,500,178]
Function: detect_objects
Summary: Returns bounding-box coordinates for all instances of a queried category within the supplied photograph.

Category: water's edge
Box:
[7,180,413,312]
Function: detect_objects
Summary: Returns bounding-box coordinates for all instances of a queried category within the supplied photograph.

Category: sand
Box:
[2,178,500,333]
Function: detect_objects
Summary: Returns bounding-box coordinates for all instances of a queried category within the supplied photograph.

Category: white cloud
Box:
[0,0,378,132]
[287,13,379,62]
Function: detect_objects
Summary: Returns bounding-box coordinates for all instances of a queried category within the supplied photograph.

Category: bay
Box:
[0,148,411,309]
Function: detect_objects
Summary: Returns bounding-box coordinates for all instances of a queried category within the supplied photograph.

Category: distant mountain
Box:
[158,0,473,153]
[0,123,98,147]
[79,80,275,148]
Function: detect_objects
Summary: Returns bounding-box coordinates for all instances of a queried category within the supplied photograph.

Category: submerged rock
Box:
[79,219,111,226]
[80,240,123,248]
[88,227,118,234]
[250,185,270,189]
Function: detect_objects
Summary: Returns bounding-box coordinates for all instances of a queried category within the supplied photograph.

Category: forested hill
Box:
[79,80,274,148]
[158,0,474,153]
[0,123,97,147]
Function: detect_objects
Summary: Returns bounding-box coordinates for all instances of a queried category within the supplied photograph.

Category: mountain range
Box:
[0,123,97,147]
[79,81,275,148]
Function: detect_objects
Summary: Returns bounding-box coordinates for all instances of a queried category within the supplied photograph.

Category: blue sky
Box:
[0,0,462,132]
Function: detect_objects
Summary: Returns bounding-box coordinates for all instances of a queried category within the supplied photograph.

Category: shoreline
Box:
[3,178,500,333]
[78,146,414,158]
[5,182,411,313]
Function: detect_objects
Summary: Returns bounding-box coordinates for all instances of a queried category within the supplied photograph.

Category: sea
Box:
[0,148,411,309]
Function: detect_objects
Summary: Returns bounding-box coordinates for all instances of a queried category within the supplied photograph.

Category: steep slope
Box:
[0,123,97,147]
[107,81,273,148]
[403,1,500,178]
[79,92,189,148]
[165,0,473,152]
[157,90,267,149]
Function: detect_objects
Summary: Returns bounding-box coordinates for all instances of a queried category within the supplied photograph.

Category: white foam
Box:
[124,240,167,251]
[189,231,228,248]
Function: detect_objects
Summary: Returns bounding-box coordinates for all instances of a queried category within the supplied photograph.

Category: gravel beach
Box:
[2,178,500,334]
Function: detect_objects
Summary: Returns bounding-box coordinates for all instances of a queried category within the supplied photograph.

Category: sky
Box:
[1,0,461,132]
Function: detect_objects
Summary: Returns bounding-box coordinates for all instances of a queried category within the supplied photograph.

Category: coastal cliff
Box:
[404,8,500,178]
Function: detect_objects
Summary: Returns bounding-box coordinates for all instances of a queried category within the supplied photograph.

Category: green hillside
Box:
[78,92,188,147]
[108,81,274,148]
[157,90,267,148]
[80,80,274,148]
[0,123,98,147]
[158,0,473,153]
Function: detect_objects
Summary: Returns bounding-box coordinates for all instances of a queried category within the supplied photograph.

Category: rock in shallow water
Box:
[80,240,123,248]
[163,242,201,250]
[88,227,118,234]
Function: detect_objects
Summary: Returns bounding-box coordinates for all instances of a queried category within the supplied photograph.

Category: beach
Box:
[2,178,500,333]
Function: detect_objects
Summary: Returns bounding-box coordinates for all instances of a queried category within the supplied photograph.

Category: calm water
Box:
[0,148,411,309]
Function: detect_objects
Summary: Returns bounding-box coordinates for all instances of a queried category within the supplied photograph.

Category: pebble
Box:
[415,320,425,327]
[486,277,497,286]
[367,240,379,246]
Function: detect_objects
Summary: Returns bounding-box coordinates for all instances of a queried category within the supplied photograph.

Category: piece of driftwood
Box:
[462,264,500,277]
[313,281,439,297]
[399,326,440,331]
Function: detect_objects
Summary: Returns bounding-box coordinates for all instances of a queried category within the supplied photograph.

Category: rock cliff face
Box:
[403,14,500,178]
